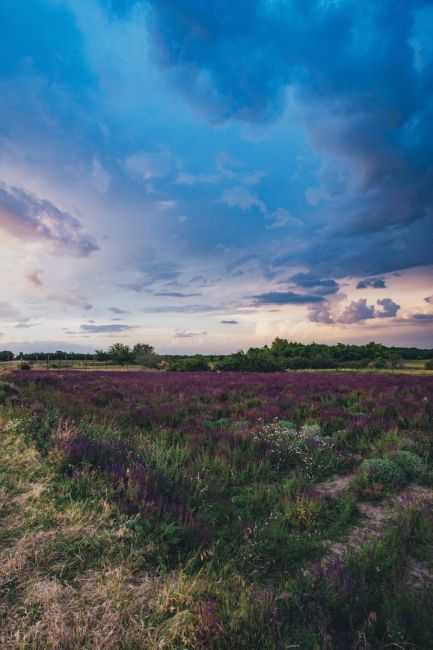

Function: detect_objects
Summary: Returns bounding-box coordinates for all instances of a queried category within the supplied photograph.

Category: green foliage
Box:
[214,349,282,371]
[353,457,407,496]
[0,350,14,361]
[133,343,158,367]
[107,342,133,364]
[389,450,428,482]
[168,355,209,371]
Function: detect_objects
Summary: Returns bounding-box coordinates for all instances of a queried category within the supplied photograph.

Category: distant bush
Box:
[425,359,433,370]
[169,355,209,371]
[214,351,282,372]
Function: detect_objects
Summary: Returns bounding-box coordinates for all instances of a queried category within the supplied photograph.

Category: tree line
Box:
[2,339,433,370]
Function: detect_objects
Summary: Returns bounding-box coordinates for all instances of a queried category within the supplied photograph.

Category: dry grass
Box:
[7,567,160,650]
[0,418,225,649]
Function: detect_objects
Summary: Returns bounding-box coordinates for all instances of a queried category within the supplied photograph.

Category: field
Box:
[1,370,433,649]
[1,359,433,375]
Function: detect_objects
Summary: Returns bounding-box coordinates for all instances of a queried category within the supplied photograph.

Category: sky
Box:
[0,0,433,354]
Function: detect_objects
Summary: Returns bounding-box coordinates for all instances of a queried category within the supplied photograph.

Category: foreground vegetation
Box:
[1,370,433,648]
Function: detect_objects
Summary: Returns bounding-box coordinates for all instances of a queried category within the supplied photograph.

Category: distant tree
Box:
[132,343,157,366]
[95,349,109,362]
[388,354,402,369]
[426,359,433,370]
[107,343,132,365]
[133,343,155,357]
[0,350,14,361]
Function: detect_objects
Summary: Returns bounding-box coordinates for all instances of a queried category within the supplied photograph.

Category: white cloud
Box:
[125,149,171,181]
[90,157,111,193]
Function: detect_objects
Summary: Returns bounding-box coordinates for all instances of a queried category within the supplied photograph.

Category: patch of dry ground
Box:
[318,476,433,586]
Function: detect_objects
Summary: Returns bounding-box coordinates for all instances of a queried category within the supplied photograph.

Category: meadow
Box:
[1,369,433,648]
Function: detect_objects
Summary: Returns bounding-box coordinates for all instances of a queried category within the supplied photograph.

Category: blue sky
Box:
[0,0,432,352]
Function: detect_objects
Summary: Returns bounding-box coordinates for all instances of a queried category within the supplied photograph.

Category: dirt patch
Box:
[316,472,356,498]
[408,559,433,587]
[323,483,433,562]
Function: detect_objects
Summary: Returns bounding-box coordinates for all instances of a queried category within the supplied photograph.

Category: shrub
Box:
[253,419,340,481]
[389,450,428,482]
[353,458,406,495]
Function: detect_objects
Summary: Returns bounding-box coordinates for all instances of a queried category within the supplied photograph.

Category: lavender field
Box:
[1,370,433,648]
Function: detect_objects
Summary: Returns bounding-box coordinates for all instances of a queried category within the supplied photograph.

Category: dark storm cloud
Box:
[143,0,433,276]
[289,273,339,296]
[0,182,98,257]
[356,278,387,289]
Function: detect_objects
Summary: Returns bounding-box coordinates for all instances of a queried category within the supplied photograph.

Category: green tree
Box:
[133,343,157,367]
[107,343,132,365]
[95,349,109,362]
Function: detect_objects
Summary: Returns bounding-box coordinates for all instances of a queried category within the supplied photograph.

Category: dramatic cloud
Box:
[356,278,387,289]
[309,296,400,324]
[253,291,325,306]
[339,299,376,324]
[0,183,98,257]
[376,298,400,318]
[308,302,335,325]
[1,0,432,349]
[146,0,433,276]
